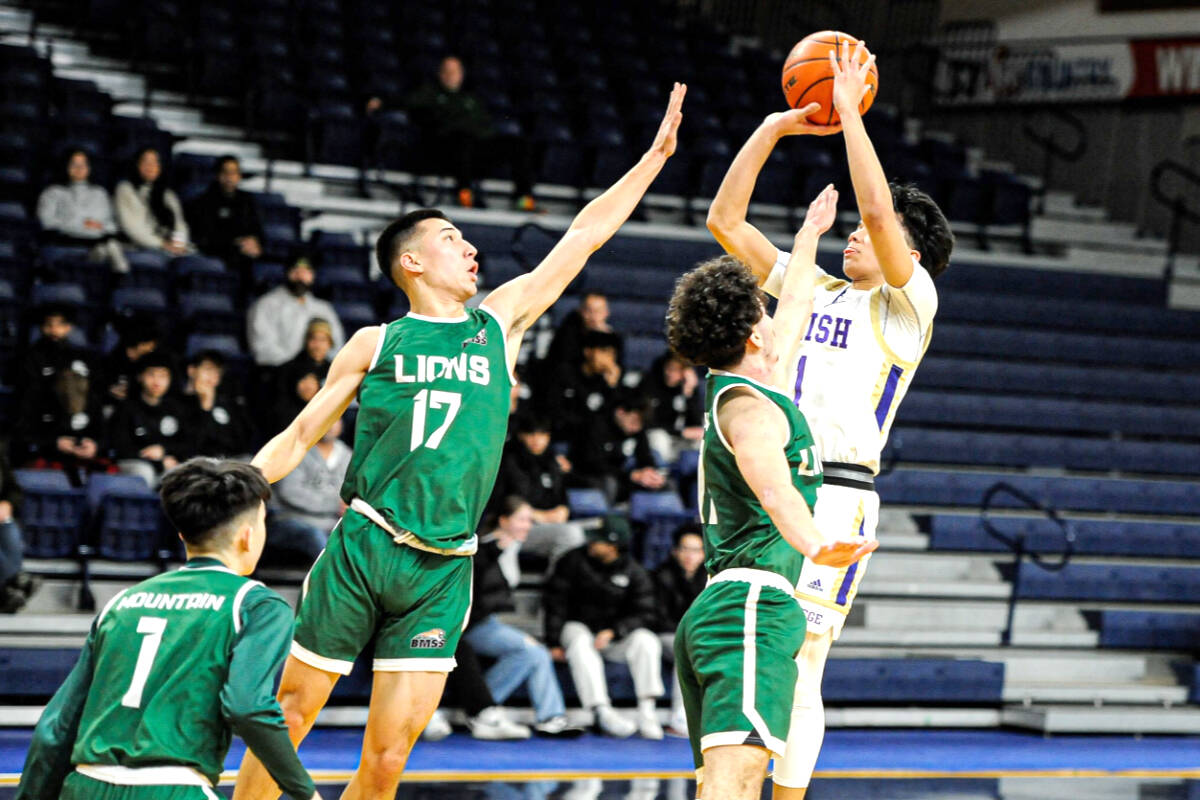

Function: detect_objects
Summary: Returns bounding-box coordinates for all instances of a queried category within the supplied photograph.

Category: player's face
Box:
[413,220,479,300]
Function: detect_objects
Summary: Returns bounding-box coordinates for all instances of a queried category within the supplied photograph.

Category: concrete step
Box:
[837,627,1100,648]
[833,646,1152,683]
[1003,704,1200,734]
[1003,681,1189,706]
[1042,190,1108,222]
[860,597,1091,632]
[866,552,1003,582]
[174,138,263,161]
[1064,244,1168,277]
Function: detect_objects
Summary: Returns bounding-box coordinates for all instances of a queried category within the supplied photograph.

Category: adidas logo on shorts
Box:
[410,628,447,650]
[806,578,823,591]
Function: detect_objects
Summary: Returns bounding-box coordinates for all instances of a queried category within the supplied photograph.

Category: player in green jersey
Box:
[234,83,687,800]
[16,458,320,800]
[665,188,877,800]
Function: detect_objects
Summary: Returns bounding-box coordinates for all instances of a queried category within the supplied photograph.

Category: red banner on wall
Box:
[1129,37,1200,97]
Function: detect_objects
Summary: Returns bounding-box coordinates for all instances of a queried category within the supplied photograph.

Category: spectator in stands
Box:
[544,514,664,739]
[114,147,191,257]
[652,522,707,735]
[271,318,334,422]
[264,418,349,566]
[406,55,537,211]
[0,444,37,614]
[488,415,585,568]
[107,351,188,487]
[640,351,704,463]
[180,350,254,459]
[426,638,532,741]
[464,497,584,737]
[545,329,623,440]
[569,392,666,504]
[99,312,168,406]
[186,154,263,278]
[36,148,129,273]
[544,291,621,377]
[13,305,105,476]
[247,251,345,367]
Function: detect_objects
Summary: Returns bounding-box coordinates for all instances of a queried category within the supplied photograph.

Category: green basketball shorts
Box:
[675,568,807,770]
[291,509,473,674]
[61,772,220,800]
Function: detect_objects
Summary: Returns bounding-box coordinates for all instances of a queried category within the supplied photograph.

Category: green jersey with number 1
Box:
[698,370,823,584]
[341,306,514,550]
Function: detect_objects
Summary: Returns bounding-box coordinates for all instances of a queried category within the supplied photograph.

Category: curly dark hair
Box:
[890,182,955,279]
[666,256,765,371]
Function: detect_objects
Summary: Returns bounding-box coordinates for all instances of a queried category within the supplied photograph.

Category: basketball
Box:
[781,30,878,126]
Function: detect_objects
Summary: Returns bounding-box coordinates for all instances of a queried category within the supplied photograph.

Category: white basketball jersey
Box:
[766,249,937,474]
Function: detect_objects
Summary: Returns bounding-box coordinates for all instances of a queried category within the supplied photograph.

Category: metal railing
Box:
[1149,158,1200,282]
[1021,107,1088,215]
[980,481,1075,647]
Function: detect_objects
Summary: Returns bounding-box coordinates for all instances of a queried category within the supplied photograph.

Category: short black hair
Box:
[375,209,450,288]
[188,349,225,369]
[135,350,174,375]
[672,520,702,547]
[38,303,74,325]
[614,390,649,416]
[666,256,765,370]
[514,414,551,435]
[216,154,239,172]
[581,330,621,351]
[159,458,270,550]
[890,182,954,279]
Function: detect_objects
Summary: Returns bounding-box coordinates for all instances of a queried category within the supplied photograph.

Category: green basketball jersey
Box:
[341,306,514,550]
[698,370,823,584]
[69,562,284,785]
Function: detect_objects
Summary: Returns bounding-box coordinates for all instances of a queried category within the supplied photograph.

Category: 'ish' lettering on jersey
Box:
[394,353,491,385]
[803,312,852,350]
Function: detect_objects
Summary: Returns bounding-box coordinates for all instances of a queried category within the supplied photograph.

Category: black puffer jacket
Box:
[469,539,516,626]
[543,544,657,647]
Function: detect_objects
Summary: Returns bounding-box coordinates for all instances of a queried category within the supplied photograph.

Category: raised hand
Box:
[809,537,878,568]
[763,105,842,137]
[800,183,838,237]
[648,82,687,158]
[829,39,876,119]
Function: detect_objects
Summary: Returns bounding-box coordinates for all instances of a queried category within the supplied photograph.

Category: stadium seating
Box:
[1099,611,1200,650]
[1016,563,1200,603]
[822,659,1005,704]
[928,515,1200,559]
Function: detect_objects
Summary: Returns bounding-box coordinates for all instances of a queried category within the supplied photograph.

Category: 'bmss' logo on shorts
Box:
[410,628,447,650]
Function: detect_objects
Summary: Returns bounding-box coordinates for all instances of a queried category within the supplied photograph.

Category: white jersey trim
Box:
[231,580,262,635]
[367,323,388,371]
[290,640,354,676]
[710,376,793,456]
[477,303,518,386]
[373,656,457,672]
[405,311,469,323]
[97,588,130,625]
[76,764,211,787]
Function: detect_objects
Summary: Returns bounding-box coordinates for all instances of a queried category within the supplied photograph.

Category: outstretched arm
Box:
[720,390,877,568]
[706,104,840,282]
[770,184,837,390]
[484,83,686,363]
[831,42,913,288]
[252,326,378,483]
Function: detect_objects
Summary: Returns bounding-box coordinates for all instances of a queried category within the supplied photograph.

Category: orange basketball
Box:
[781,30,878,126]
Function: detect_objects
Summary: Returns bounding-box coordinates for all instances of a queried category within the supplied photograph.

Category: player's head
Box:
[159,458,271,574]
[667,256,772,371]
[843,182,954,282]
[376,209,479,301]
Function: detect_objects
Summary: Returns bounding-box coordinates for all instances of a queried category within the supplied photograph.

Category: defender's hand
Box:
[830,40,876,118]
[763,106,842,138]
[647,82,687,159]
[800,183,839,237]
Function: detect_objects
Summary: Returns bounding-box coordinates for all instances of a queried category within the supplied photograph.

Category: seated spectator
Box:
[426,638,532,742]
[264,418,350,566]
[114,147,191,257]
[186,154,263,280]
[544,329,623,440]
[247,251,345,367]
[36,148,129,273]
[542,291,621,381]
[569,392,666,504]
[13,305,105,476]
[652,522,706,734]
[99,312,169,407]
[271,318,334,422]
[488,415,585,568]
[0,444,37,613]
[641,351,704,463]
[544,515,664,740]
[406,55,536,210]
[107,351,188,487]
[180,349,255,458]
[465,497,584,738]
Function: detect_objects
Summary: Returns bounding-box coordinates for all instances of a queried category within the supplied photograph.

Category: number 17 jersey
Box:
[341,306,514,551]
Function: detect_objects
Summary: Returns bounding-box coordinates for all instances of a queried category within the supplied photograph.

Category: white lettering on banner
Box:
[1157,46,1200,92]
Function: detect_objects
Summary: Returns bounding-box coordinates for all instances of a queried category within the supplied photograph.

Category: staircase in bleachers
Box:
[1,0,1199,736]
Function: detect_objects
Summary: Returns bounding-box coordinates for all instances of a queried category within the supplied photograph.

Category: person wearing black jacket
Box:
[186,155,263,278]
[568,391,667,503]
[0,443,36,613]
[641,351,704,463]
[13,306,106,477]
[652,522,707,735]
[181,350,256,459]
[107,351,189,487]
[543,515,664,740]
[465,497,581,738]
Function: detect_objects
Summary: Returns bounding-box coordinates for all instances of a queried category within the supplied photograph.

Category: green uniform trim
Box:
[16,558,315,800]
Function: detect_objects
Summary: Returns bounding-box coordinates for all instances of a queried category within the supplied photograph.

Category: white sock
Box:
[637,697,657,716]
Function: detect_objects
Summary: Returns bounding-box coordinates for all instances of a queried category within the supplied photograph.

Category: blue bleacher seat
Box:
[566,488,608,518]
[822,659,1004,703]
[89,475,163,562]
[111,286,168,313]
[186,333,242,359]
[14,472,86,559]
[1099,611,1200,650]
[630,491,693,569]
[1017,563,1200,603]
